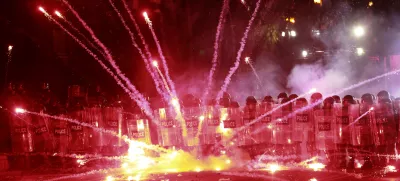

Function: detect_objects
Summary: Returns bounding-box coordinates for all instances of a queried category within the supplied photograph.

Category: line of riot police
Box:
[2,82,400,170]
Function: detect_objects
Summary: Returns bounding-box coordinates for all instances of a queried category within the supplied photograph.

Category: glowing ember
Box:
[38,6,45,13]
[15,108,26,114]
[307,162,325,171]
[199,115,205,121]
[265,163,282,173]
[76,159,86,166]
[106,175,114,181]
[245,57,250,63]
[152,60,158,67]
[309,88,317,94]
[195,167,202,172]
[385,165,397,172]
[171,98,179,106]
[55,10,63,18]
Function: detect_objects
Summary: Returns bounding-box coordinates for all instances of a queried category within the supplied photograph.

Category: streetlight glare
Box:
[281,31,286,37]
[356,48,365,56]
[302,50,308,58]
[353,26,365,37]
[290,30,296,37]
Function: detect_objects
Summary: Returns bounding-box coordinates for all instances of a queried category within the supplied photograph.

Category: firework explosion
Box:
[23,0,400,180]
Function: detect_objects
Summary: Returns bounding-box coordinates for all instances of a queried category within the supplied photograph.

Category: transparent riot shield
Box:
[126,114,151,145]
[10,111,34,153]
[293,100,314,160]
[258,102,274,149]
[102,107,123,155]
[155,107,183,148]
[68,110,87,153]
[371,101,397,166]
[32,110,52,153]
[314,106,336,164]
[83,107,104,153]
[182,106,201,148]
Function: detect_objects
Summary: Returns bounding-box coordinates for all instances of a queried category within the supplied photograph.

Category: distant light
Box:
[8,45,13,51]
[312,29,320,36]
[152,60,158,67]
[15,108,26,114]
[353,26,365,37]
[245,57,250,63]
[309,178,318,181]
[225,159,231,164]
[215,166,221,171]
[290,30,296,37]
[38,6,45,13]
[369,107,374,111]
[281,31,286,37]
[369,1,373,7]
[287,139,292,144]
[309,88,317,93]
[289,17,295,24]
[55,10,63,18]
[142,12,148,17]
[356,48,364,56]
[302,50,308,58]
[314,0,321,4]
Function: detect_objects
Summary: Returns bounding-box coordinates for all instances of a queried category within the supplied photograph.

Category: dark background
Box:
[1,0,400,101]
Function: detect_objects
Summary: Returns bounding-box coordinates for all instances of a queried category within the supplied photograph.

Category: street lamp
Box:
[353,26,365,37]
[302,50,308,58]
[289,30,296,37]
[356,48,364,56]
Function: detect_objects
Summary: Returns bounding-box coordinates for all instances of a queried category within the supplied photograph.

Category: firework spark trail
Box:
[143,13,177,97]
[28,109,167,153]
[61,0,153,118]
[240,0,250,11]
[4,46,13,87]
[121,0,153,62]
[202,0,230,102]
[246,58,263,88]
[108,0,167,99]
[249,67,400,138]
[216,0,262,102]
[55,11,105,58]
[45,168,112,181]
[39,9,156,122]
[154,65,172,95]
[347,108,373,127]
